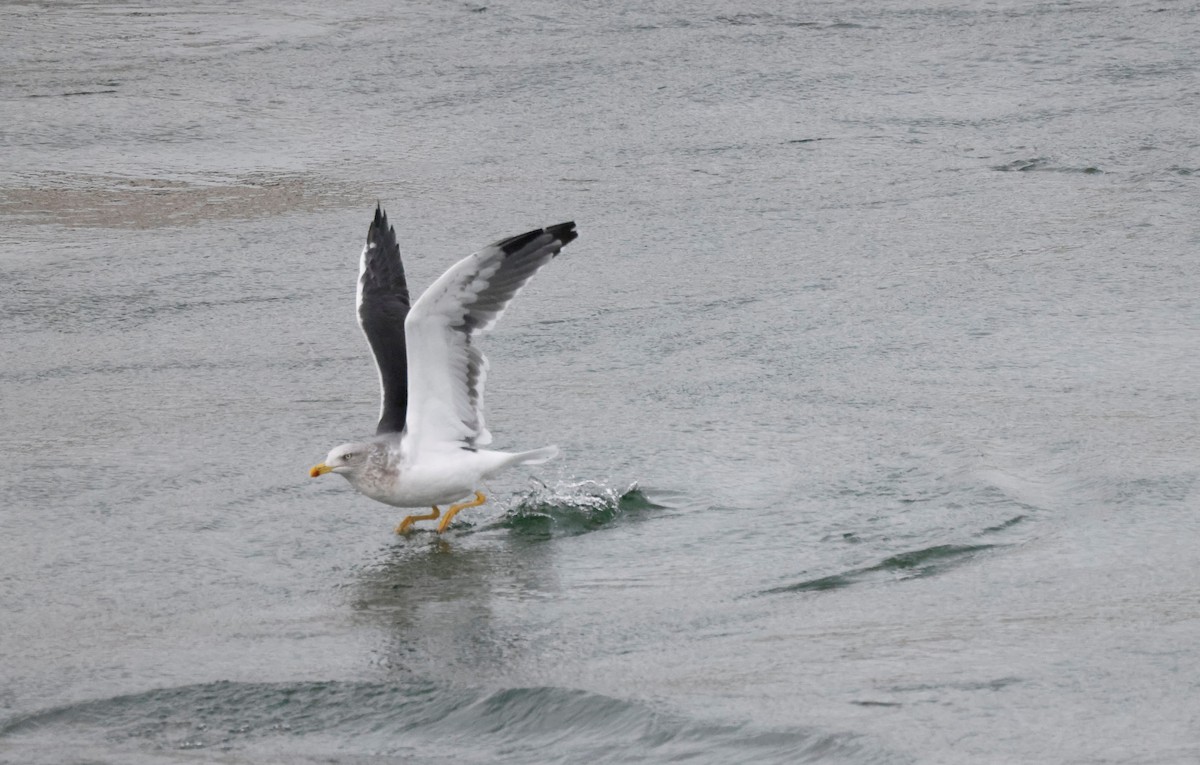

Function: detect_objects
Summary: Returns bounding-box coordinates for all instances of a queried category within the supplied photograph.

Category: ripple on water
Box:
[990,157,1103,173]
[0,681,878,764]
[758,513,1030,596]
[759,542,1001,595]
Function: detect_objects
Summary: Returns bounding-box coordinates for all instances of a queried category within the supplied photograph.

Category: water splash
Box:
[499,481,662,539]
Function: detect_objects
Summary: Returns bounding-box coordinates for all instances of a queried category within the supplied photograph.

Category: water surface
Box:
[3,1,1200,763]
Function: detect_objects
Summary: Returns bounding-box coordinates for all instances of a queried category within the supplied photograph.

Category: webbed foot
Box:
[396,506,440,534]
[436,491,486,534]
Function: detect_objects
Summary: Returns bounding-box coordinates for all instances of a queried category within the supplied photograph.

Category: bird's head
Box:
[310,442,372,479]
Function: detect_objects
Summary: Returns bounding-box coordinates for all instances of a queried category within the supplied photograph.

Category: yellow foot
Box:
[396,506,440,534]
[436,491,486,534]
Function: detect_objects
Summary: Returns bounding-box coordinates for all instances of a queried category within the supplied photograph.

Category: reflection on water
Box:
[349,528,559,682]
[346,485,661,680]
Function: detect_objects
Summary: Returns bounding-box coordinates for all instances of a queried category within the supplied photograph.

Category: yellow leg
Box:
[396,506,440,534]
[436,491,486,534]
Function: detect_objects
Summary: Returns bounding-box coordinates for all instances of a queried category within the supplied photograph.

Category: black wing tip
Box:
[546,221,578,248]
[368,203,398,250]
[496,221,579,256]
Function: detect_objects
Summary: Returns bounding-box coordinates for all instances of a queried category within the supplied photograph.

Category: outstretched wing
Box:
[357,204,412,434]
[402,222,577,451]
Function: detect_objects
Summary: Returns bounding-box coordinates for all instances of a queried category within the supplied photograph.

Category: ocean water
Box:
[2,1,1200,763]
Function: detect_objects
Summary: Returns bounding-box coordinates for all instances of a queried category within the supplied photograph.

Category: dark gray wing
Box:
[357,204,412,434]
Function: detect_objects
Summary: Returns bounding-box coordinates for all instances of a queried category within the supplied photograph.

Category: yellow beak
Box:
[310,462,332,478]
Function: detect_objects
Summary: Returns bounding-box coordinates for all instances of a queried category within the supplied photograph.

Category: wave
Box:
[757,512,1030,597]
[0,681,877,764]
[991,157,1102,173]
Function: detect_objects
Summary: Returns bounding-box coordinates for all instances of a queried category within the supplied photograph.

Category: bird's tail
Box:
[510,445,559,466]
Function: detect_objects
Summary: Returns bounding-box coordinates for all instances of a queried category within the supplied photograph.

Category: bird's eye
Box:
[343,452,355,461]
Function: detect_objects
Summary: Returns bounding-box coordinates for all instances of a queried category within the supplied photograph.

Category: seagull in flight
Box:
[310,205,577,533]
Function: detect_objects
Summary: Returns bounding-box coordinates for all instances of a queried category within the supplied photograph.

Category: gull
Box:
[310,205,577,533]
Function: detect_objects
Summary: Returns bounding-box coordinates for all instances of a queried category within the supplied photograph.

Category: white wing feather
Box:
[401,224,575,453]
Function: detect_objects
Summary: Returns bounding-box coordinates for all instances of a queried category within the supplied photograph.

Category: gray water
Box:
[2,1,1199,762]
